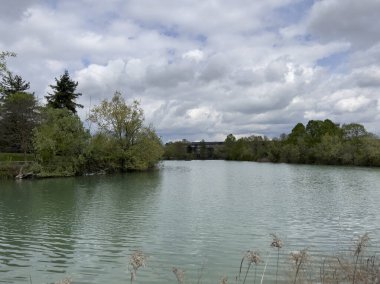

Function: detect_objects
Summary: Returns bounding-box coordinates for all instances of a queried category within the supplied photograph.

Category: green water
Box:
[1,160,380,283]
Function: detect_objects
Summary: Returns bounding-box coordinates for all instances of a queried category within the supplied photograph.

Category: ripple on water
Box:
[1,161,380,283]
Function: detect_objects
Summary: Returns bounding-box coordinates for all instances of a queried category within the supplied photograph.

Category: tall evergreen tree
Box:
[0,92,39,155]
[0,72,31,99]
[45,70,83,114]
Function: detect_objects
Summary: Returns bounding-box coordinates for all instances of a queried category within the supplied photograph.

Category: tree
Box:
[224,134,237,160]
[0,72,30,99]
[305,119,341,145]
[88,91,145,148]
[0,92,39,156]
[0,51,16,77]
[45,70,83,114]
[199,139,207,159]
[88,91,163,171]
[287,123,305,145]
[0,51,16,97]
[33,108,89,176]
[126,126,164,170]
[342,123,368,140]
[164,141,191,160]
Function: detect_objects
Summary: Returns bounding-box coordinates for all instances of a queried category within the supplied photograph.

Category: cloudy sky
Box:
[1,0,380,141]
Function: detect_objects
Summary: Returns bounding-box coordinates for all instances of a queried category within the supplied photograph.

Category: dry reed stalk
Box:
[55,277,72,284]
[290,249,308,284]
[173,267,185,284]
[239,250,261,284]
[220,275,228,284]
[270,234,283,284]
[353,233,369,284]
[129,250,147,283]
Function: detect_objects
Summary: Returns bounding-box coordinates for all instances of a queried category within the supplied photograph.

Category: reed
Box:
[270,233,283,284]
[290,249,308,284]
[173,267,185,284]
[238,250,261,284]
[34,234,380,283]
[128,250,147,283]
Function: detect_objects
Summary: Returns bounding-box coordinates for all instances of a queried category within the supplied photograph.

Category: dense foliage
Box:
[0,92,39,156]
[87,92,163,172]
[33,108,90,177]
[0,70,39,157]
[0,52,164,178]
[164,119,380,167]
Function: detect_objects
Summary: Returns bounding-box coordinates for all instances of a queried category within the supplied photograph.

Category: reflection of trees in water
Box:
[73,172,162,242]
[0,178,79,279]
[0,172,162,280]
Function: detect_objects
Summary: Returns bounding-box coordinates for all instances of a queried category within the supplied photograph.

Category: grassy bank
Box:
[0,152,34,162]
[0,153,34,178]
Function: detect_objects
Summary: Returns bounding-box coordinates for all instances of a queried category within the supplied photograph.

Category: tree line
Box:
[0,51,163,177]
[165,120,380,167]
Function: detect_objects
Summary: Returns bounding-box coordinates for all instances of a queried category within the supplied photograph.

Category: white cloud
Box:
[335,96,371,113]
[182,49,204,62]
[307,0,380,49]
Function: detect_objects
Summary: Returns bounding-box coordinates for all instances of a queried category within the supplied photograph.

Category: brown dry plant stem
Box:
[290,249,308,284]
[238,250,261,284]
[352,233,369,284]
[55,277,72,284]
[271,234,283,284]
[220,276,228,284]
[173,267,185,284]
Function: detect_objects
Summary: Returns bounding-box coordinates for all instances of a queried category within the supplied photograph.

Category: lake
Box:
[1,160,380,283]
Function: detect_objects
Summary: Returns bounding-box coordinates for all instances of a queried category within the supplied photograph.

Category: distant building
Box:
[186,141,225,159]
[164,140,225,160]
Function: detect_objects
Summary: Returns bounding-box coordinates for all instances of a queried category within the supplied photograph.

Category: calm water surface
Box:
[1,161,380,283]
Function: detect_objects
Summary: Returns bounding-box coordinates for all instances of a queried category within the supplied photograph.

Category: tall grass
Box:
[47,233,379,283]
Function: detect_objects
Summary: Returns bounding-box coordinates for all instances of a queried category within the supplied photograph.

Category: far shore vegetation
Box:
[164,119,380,167]
[2,50,380,179]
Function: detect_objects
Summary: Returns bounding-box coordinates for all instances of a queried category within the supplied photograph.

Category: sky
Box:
[1,0,380,142]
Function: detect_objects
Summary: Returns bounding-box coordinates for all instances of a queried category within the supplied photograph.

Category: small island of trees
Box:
[0,51,163,178]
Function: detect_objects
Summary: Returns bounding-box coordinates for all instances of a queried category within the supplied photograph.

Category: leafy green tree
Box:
[287,123,305,145]
[224,134,237,160]
[84,133,121,173]
[0,51,16,98]
[280,144,300,163]
[164,141,191,160]
[45,70,83,114]
[342,123,368,140]
[362,136,380,166]
[314,134,343,164]
[126,126,164,170]
[199,139,207,159]
[88,91,163,171]
[33,108,89,176]
[0,92,39,157]
[0,51,16,77]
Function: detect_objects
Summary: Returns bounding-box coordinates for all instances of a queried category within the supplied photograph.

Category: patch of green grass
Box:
[0,152,34,162]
